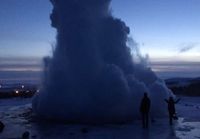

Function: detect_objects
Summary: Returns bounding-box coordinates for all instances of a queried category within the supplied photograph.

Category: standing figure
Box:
[140,93,151,128]
[165,97,180,125]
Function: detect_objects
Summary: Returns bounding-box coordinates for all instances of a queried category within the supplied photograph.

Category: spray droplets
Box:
[33,0,172,123]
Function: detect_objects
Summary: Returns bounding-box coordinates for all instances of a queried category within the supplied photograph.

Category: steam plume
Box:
[33,0,172,123]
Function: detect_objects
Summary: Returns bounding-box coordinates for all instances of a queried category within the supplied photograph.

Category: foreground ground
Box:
[0,97,200,139]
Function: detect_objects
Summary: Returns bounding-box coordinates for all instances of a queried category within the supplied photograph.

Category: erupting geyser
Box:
[33,0,173,123]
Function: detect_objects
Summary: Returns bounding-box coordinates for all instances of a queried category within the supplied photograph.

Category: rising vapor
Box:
[178,42,198,53]
[33,0,172,123]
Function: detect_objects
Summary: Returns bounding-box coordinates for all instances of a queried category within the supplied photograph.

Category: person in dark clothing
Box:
[140,93,151,128]
[165,97,180,125]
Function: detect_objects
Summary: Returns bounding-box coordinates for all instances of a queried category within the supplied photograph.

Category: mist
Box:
[32,0,172,123]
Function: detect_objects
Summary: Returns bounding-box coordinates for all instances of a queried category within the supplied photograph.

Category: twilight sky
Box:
[0,0,200,82]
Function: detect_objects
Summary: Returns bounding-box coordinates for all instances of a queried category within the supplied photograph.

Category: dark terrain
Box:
[165,77,200,96]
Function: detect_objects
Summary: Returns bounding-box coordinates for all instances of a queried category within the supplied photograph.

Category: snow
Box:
[0,97,200,139]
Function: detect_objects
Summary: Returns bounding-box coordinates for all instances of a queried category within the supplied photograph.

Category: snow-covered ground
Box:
[0,97,200,139]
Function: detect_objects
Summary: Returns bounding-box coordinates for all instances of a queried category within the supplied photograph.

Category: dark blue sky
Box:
[0,0,200,81]
[0,0,54,57]
[112,0,200,60]
[0,0,200,59]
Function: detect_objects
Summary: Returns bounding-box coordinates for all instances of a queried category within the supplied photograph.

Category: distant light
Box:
[15,90,19,94]
[26,90,30,93]
[0,85,1,88]
[37,89,40,93]
[21,85,25,89]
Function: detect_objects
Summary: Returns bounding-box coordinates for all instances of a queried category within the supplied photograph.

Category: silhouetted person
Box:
[22,131,30,139]
[0,121,5,133]
[165,97,180,125]
[140,93,151,128]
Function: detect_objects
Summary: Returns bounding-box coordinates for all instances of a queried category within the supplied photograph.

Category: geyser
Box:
[33,0,173,123]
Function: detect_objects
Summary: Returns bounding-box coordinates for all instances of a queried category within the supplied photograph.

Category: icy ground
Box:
[0,97,200,139]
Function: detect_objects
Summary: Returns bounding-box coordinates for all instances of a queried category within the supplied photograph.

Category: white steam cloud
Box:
[32,0,173,123]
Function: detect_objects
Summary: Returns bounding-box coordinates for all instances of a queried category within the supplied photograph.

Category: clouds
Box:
[0,57,42,83]
[150,61,200,79]
[178,42,199,53]
[0,57,42,71]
